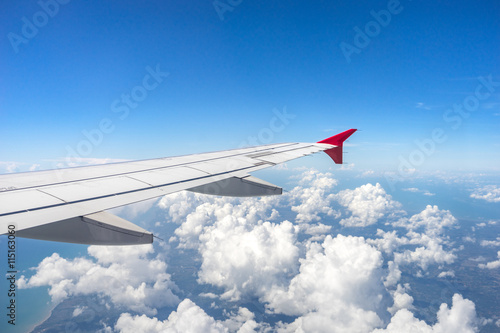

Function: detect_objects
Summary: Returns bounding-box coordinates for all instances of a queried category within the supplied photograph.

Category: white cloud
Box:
[18,245,179,315]
[298,222,332,236]
[289,169,339,223]
[462,236,476,243]
[480,237,500,247]
[334,183,403,227]
[267,235,386,333]
[478,251,500,269]
[113,299,260,333]
[384,261,402,287]
[114,299,227,333]
[158,191,213,223]
[470,185,500,203]
[394,205,457,237]
[0,161,22,173]
[394,237,456,270]
[381,206,458,270]
[438,271,455,278]
[402,187,435,196]
[159,191,280,249]
[72,305,87,317]
[387,284,414,315]
[368,229,409,255]
[198,217,299,301]
[222,307,261,332]
[374,294,478,333]
[156,171,464,332]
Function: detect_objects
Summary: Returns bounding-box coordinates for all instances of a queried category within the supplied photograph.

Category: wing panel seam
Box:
[0,165,257,218]
[3,143,300,192]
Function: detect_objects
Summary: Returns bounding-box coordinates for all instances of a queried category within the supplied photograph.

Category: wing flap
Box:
[15,211,153,245]
[188,175,282,197]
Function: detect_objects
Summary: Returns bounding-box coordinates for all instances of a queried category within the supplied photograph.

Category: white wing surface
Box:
[0,129,356,245]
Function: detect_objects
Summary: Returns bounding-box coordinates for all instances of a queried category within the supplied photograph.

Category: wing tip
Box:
[317,128,357,146]
[317,129,357,164]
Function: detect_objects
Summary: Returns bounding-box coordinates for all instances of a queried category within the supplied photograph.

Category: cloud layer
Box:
[470,185,500,203]
[19,168,488,332]
[19,244,179,315]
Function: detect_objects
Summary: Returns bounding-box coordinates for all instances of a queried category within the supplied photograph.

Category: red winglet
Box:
[317,129,357,164]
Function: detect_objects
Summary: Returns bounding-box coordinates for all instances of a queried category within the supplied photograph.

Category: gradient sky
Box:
[1,1,499,173]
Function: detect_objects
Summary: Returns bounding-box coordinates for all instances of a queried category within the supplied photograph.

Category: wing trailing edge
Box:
[16,211,153,245]
[188,175,282,197]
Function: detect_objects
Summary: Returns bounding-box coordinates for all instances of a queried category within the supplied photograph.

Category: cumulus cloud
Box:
[470,185,500,203]
[158,191,280,248]
[198,217,299,301]
[373,294,478,333]
[379,206,459,270]
[384,261,402,287]
[478,251,500,269]
[334,183,403,227]
[368,230,409,255]
[289,169,339,223]
[266,235,387,333]
[18,245,179,315]
[387,284,414,315]
[394,205,457,237]
[114,299,226,333]
[394,236,456,270]
[480,237,500,247]
[113,299,259,333]
[438,271,455,278]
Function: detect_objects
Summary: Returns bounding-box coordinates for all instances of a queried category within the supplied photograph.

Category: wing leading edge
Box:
[0,129,356,245]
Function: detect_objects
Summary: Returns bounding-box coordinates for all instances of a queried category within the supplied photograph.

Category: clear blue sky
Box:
[1,0,499,172]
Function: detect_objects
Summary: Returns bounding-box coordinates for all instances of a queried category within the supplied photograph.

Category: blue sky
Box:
[1,0,499,174]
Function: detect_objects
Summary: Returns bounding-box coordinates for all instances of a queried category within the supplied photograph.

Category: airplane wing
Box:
[0,129,356,245]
